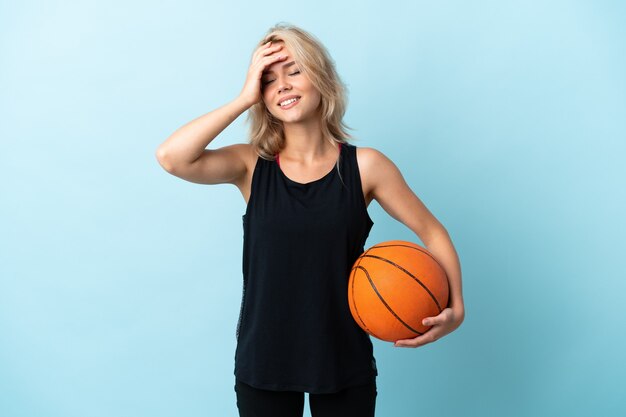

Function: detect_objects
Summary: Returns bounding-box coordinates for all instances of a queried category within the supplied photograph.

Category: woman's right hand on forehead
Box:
[238,41,287,107]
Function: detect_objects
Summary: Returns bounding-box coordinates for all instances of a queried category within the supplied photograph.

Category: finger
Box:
[253,48,285,69]
[258,43,283,57]
[395,333,437,348]
[394,336,426,348]
[264,54,287,64]
[251,53,286,74]
[423,311,449,326]
[253,41,270,57]
[252,41,279,61]
[422,316,437,326]
[261,43,283,55]
[255,54,285,69]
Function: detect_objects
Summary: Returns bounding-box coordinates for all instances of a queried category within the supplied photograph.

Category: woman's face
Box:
[261,41,322,124]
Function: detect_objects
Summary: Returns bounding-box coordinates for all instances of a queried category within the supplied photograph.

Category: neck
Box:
[280,118,334,163]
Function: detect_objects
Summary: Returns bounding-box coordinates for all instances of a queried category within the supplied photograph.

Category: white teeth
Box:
[280,97,299,106]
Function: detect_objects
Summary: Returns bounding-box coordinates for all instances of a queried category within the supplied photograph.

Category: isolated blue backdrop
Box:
[1,1,625,416]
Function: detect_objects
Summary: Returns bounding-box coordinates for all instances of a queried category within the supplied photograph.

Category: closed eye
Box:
[262,70,301,86]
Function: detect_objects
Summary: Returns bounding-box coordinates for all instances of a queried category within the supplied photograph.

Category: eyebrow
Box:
[262,61,297,75]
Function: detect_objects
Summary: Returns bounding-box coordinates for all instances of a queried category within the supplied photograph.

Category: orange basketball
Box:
[348,240,449,342]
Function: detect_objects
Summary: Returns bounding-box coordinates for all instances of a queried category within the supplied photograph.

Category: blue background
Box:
[1,1,625,416]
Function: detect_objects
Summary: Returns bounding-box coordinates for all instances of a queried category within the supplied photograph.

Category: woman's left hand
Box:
[393,307,464,348]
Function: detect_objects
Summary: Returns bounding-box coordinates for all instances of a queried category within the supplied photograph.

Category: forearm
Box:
[422,228,465,319]
[156,95,252,167]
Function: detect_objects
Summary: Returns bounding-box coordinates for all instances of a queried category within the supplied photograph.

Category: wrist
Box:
[235,94,256,110]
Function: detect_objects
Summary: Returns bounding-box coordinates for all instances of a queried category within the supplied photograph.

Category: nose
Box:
[278,79,291,94]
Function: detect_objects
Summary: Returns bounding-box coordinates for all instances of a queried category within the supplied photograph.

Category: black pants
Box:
[234,378,377,417]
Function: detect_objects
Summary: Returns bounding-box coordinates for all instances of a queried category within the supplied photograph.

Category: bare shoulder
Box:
[356,145,443,242]
[356,146,407,203]
[356,146,396,205]
[355,146,388,169]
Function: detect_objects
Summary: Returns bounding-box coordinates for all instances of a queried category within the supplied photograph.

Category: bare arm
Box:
[155,40,287,185]
[155,96,253,185]
[358,147,465,348]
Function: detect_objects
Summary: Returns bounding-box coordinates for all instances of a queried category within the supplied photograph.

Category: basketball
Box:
[348,240,449,342]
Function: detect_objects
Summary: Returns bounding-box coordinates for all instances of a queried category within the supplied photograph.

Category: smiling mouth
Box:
[278,96,301,107]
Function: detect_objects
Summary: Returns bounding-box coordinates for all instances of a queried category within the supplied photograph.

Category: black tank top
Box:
[234,142,378,394]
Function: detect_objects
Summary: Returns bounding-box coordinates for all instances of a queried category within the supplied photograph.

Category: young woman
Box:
[156,23,464,417]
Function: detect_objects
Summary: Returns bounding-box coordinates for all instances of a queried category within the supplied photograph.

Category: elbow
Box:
[155,146,175,173]
[456,307,465,324]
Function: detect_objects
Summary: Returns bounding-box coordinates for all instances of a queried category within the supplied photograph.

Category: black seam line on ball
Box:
[351,265,384,340]
[361,254,443,312]
[351,256,372,333]
[369,244,447,273]
[355,265,423,336]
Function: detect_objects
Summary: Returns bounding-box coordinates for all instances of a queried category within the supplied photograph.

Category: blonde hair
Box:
[245,22,356,164]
